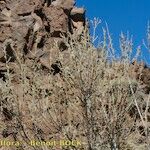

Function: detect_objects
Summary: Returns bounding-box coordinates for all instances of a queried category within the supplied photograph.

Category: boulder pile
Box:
[0,0,85,72]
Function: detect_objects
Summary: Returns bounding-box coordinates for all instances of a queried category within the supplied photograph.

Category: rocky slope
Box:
[0,0,85,72]
[0,0,150,150]
[0,1,87,150]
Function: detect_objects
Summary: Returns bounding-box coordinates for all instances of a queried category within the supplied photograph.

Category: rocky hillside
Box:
[0,0,150,150]
[0,0,85,72]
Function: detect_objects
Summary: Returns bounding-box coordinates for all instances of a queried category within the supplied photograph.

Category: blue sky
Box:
[76,0,150,65]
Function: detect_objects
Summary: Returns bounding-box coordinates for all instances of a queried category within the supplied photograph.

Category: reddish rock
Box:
[7,0,44,15]
[43,6,68,36]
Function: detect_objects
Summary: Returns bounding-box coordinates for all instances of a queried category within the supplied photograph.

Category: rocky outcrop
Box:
[129,61,150,94]
[0,1,86,149]
[0,0,85,72]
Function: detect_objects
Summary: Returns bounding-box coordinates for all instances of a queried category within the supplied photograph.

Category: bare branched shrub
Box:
[0,20,150,150]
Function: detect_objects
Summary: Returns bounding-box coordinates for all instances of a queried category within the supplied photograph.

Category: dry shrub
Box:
[0,22,150,150]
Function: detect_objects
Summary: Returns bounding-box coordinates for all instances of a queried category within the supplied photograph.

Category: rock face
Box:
[0,1,86,149]
[0,0,85,70]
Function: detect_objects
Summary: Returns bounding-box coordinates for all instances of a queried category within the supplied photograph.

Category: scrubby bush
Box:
[0,20,150,150]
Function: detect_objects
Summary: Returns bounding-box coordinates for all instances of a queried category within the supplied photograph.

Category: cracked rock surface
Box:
[0,0,85,70]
